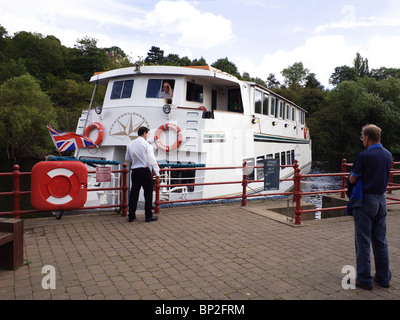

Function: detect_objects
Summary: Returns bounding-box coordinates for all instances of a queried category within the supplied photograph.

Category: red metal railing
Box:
[2,159,400,224]
[0,163,129,219]
[154,158,400,225]
[154,161,298,218]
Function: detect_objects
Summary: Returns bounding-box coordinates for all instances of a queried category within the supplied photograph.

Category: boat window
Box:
[292,108,296,121]
[263,93,269,115]
[244,157,255,180]
[186,81,203,103]
[280,151,286,170]
[146,79,175,98]
[212,90,217,110]
[286,151,291,166]
[300,111,305,124]
[255,90,262,114]
[270,97,276,116]
[256,156,265,180]
[279,101,285,119]
[228,88,243,113]
[111,80,134,99]
[286,104,291,120]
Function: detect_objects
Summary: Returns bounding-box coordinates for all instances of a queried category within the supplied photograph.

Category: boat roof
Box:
[90,65,307,112]
[90,65,240,85]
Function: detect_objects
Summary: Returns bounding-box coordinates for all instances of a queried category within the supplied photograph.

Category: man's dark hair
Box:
[138,126,149,136]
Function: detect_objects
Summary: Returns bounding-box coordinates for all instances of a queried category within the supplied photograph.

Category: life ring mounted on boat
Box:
[84,122,104,146]
[304,126,308,139]
[154,123,183,152]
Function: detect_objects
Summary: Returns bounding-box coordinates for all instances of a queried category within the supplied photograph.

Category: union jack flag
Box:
[47,125,98,152]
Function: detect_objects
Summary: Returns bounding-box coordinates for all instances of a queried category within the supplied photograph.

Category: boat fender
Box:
[154,123,183,152]
[84,122,104,146]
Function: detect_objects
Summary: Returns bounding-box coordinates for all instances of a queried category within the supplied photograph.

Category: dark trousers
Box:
[353,193,391,287]
[129,168,154,219]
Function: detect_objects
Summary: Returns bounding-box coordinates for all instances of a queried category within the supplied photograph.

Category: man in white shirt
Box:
[125,126,160,222]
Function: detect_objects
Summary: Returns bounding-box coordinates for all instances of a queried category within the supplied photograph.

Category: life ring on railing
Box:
[304,126,308,139]
[84,122,104,146]
[199,106,207,111]
[154,123,183,152]
[31,161,88,211]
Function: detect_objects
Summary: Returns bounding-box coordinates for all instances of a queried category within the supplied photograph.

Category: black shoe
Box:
[356,280,373,290]
[373,275,390,288]
[145,216,158,222]
[128,216,136,222]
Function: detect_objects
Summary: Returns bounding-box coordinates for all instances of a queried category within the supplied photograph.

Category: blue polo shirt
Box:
[351,144,392,195]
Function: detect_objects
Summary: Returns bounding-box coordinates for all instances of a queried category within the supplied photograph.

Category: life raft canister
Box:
[84,122,104,146]
[31,161,88,211]
[154,123,183,152]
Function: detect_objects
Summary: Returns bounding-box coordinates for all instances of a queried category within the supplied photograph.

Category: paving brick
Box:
[0,201,399,301]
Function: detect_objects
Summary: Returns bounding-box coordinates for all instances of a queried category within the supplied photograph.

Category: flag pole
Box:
[76,78,99,160]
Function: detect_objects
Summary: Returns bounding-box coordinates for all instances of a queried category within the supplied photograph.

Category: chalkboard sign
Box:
[264,158,280,191]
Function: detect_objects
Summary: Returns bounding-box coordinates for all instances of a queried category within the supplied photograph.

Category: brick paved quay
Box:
[1,200,400,302]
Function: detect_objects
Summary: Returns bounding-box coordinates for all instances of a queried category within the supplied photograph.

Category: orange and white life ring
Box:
[84,122,104,146]
[154,123,183,152]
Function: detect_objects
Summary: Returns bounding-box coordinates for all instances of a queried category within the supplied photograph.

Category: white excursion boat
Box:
[74,65,312,207]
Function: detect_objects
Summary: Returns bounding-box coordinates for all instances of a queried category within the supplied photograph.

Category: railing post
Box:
[341,158,347,198]
[293,161,302,225]
[121,163,129,217]
[155,171,161,214]
[388,159,394,194]
[13,165,21,219]
[242,161,247,206]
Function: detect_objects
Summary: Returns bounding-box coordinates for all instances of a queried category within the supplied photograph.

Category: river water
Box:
[300,160,343,218]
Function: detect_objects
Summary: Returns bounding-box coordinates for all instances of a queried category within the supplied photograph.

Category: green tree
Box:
[104,46,133,70]
[354,52,369,78]
[191,56,208,66]
[329,65,357,86]
[0,25,8,61]
[5,31,66,79]
[266,73,280,89]
[164,53,181,66]
[144,46,165,65]
[281,62,309,88]
[66,37,110,81]
[0,58,27,84]
[179,56,192,66]
[370,67,400,81]
[211,57,240,78]
[305,73,324,90]
[47,77,105,131]
[311,79,400,155]
[0,75,58,158]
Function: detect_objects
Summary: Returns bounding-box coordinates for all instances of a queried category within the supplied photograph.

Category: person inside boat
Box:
[159,82,173,98]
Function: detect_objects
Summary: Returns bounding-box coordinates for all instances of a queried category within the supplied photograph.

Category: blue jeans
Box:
[353,194,391,286]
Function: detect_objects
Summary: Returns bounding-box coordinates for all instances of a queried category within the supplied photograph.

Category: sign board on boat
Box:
[264,159,280,191]
[96,166,112,183]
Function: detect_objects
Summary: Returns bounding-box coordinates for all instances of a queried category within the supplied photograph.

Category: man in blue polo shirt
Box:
[349,124,392,290]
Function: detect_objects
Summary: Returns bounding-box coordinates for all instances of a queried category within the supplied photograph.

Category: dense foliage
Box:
[1,25,400,160]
